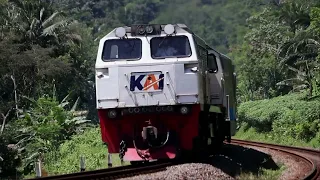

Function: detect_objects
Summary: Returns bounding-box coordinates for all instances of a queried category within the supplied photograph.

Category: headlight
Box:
[108,110,117,119]
[164,24,175,35]
[180,106,189,115]
[115,27,126,38]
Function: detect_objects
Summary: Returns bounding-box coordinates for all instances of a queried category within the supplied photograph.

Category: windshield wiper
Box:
[145,34,150,44]
[158,35,170,48]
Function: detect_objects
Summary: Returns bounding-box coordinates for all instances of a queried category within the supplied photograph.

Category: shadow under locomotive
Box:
[185,144,280,178]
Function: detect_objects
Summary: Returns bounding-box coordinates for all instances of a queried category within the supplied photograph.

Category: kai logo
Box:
[130,73,164,92]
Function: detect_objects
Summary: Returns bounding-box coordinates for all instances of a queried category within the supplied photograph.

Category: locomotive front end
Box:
[95,24,201,162]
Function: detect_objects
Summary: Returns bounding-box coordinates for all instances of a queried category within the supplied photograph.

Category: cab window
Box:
[151,36,192,59]
[102,39,142,61]
[207,54,218,73]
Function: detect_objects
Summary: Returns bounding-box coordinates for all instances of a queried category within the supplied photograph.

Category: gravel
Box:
[118,163,234,180]
[117,144,310,180]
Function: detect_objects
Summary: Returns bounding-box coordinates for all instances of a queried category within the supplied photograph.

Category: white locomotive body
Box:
[95,24,199,109]
[95,24,237,163]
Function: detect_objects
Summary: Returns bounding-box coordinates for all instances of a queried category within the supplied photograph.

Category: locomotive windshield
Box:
[151,36,192,59]
[102,39,142,61]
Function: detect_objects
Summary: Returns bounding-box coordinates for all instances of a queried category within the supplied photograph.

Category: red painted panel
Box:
[98,110,120,153]
[98,104,201,156]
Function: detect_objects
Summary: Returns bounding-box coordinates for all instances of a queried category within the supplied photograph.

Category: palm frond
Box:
[29,18,37,31]
[65,33,82,43]
[286,64,307,77]
[292,84,308,91]
[21,95,37,105]
[276,77,305,86]
[39,8,45,21]
[58,102,69,108]
[72,111,88,117]
[60,94,70,105]
[41,20,68,36]
[71,97,80,112]
[41,11,61,28]
[280,52,318,65]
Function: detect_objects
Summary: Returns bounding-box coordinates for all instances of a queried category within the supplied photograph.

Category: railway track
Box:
[229,139,320,180]
[26,159,177,180]
[26,139,320,180]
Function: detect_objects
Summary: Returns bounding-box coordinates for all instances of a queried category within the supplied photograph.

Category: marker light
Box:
[156,107,161,112]
[164,24,175,35]
[138,26,145,35]
[134,108,140,113]
[146,25,153,33]
[115,27,126,38]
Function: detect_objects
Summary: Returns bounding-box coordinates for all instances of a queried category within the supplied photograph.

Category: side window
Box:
[220,56,227,73]
[207,54,218,73]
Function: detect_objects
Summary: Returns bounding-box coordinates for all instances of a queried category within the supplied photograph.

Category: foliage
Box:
[237,92,320,145]
[152,0,266,53]
[43,127,125,175]
[13,94,90,174]
[0,135,22,179]
[230,0,320,101]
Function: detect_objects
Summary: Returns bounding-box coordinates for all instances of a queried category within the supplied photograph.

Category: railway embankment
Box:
[235,92,320,149]
[27,139,320,180]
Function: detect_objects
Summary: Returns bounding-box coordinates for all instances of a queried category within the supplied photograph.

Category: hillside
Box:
[55,0,270,53]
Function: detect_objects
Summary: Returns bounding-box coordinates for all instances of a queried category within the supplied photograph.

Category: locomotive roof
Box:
[102,23,230,59]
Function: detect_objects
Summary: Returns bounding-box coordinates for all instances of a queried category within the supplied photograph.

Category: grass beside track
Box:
[236,165,285,180]
[25,127,128,178]
[235,126,320,150]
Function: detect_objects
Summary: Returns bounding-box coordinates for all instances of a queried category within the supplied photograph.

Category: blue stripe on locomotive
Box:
[229,108,236,121]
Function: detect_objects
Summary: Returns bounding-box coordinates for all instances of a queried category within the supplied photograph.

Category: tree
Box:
[276,6,320,96]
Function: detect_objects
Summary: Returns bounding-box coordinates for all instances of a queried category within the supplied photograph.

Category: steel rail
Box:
[229,138,320,180]
[26,160,177,180]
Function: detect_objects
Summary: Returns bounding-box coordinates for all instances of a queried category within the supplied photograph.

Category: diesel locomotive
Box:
[95,24,237,163]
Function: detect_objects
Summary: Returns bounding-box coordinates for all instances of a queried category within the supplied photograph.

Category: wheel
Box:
[192,136,209,160]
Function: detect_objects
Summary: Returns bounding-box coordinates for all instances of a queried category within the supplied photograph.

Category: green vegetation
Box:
[0,0,319,179]
[230,3,320,103]
[237,165,286,180]
[235,92,320,148]
[231,0,320,149]
[43,127,125,176]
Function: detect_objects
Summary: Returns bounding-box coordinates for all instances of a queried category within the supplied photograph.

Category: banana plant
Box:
[14,93,90,173]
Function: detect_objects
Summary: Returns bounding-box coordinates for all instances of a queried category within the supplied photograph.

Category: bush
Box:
[43,127,124,175]
[0,135,22,179]
[238,92,320,142]
[13,95,90,175]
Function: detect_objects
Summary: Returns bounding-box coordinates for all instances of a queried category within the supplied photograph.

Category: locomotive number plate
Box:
[129,71,164,92]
